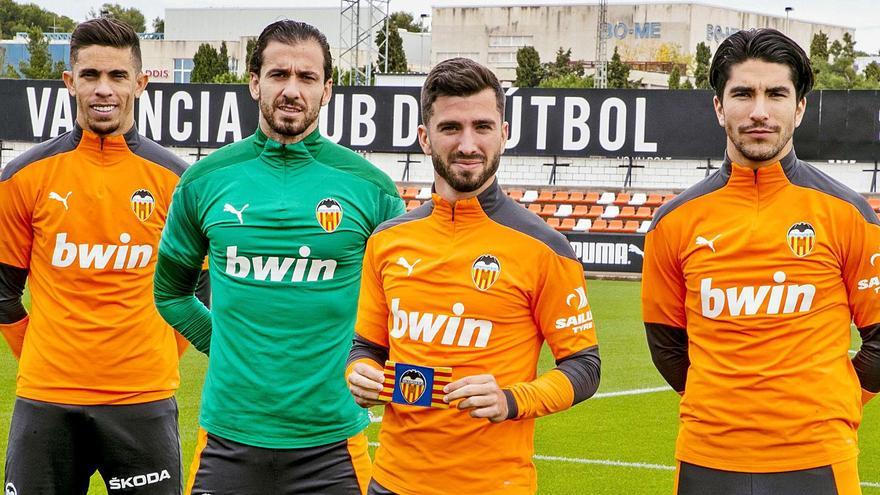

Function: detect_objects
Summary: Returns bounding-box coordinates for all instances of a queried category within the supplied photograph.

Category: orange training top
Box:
[0,124,189,405]
[354,179,599,495]
[642,150,880,472]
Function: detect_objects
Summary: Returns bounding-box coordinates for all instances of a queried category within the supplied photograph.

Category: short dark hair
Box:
[710,28,814,102]
[249,20,332,81]
[70,17,142,72]
[421,58,505,124]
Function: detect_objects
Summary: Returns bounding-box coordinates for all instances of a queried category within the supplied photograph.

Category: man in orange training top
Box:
[0,17,206,494]
[642,28,879,495]
[346,57,601,495]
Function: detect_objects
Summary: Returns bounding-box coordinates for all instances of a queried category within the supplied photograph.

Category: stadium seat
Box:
[507,189,524,202]
[637,220,652,233]
[545,217,561,229]
[584,191,600,204]
[537,190,553,203]
[634,206,652,220]
[586,205,604,219]
[597,192,615,205]
[528,203,542,215]
[572,205,590,218]
[406,199,421,211]
[559,218,576,231]
[554,204,573,217]
[540,204,557,217]
[590,219,609,232]
[623,220,639,233]
[645,193,663,207]
[630,192,647,206]
[601,205,620,219]
[402,187,419,199]
[568,191,586,204]
[618,206,636,219]
[614,192,631,205]
[521,190,539,203]
[416,187,432,200]
[869,198,880,211]
[606,220,625,232]
[573,218,592,231]
[551,191,569,203]
[396,185,404,196]
[663,193,678,204]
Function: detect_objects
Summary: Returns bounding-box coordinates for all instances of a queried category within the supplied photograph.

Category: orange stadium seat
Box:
[663,193,678,204]
[540,204,557,217]
[618,206,636,219]
[550,191,569,203]
[606,220,624,232]
[396,185,404,196]
[402,187,419,199]
[559,218,576,231]
[572,205,590,218]
[590,219,609,232]
[406,199,421,211]
[586,205,604,219]
[568,191,586,204]
[869,198,880,211]
[645,194,663,207]
[507,189,524,202]
[545,218,561,229]
[623,220,639,233]
[584,191,600,204]
[614,192,631,205]
[528,203,542,215]
[537,190,554,203]
[634,206,653,220]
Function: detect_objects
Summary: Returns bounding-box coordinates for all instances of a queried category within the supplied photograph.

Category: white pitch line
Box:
[593,386,671,398]
[365,442,880,488]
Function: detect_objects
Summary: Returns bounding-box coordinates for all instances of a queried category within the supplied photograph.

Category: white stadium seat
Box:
[554,204,573,217]
[596,192,615,205]
[601,205,620,219]
[416,187,432,200]
[573,219,592,231]
[630,192,647,206]
[637,220,651,233]
[520,190,538,203]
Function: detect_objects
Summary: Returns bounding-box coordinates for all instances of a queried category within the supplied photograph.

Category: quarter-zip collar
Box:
[430,178,502,223]
[72,123,138,166]
[259,137,316,170]
[724,148,798,197]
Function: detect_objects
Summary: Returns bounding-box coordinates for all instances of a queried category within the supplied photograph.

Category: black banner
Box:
[0,80,877,160]
[565,232,645,274]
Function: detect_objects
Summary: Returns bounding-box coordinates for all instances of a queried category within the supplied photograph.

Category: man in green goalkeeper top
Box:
[154,20,404,495]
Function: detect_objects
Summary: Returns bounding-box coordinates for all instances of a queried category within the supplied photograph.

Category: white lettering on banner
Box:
[563,97,590,150]
[700,271,815,318]
[634,98,657,152]
[50,89,73,137]
[389,298,493,348]
[392,94,419,147]
[199,91,210,142]
[27,87,52,137]
[570,242,638,266]
[51,233,152,270]
[505,93,523,149]
[319,94,345,143]
[169,91,193,141]
[599,98,626,151]
[531,96,556,150]
[350,94,376,146]
[224,245,336,282]
[216,92,241,142]
[138,90,162,140]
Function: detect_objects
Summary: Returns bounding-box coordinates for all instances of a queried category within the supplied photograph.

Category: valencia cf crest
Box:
[398,369,427,404]
[787,222,816,257]
[316,198,343,233]
[130,189,155,222]
[471,254,501,291]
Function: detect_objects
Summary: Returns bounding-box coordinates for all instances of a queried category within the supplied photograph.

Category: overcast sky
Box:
[24,0,880,54]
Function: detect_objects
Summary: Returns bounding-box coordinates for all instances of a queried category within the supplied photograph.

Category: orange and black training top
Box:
[348,179,600,495]
[642,149,880,473]
[0,124,189,405]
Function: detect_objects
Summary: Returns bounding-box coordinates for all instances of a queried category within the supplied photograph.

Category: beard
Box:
[432,150,501,193]
[259,95,320,139]
[728,122,792,162]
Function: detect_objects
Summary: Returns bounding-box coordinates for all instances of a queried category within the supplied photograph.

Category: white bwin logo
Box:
[701,271,815,318]
[225,245,336,282]
[390,298,493,348]
[52,233,152,269]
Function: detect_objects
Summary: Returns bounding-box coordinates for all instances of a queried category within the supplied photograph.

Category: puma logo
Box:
[396,257,421,276]
[49,191,72,210]
[696,234,721,253]
[223,203,249,225]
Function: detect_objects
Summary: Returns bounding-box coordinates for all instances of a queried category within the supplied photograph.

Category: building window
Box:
[488,52,517,68]
[489,35,533,48]
[436,52,480,63]
[173,58,193,83]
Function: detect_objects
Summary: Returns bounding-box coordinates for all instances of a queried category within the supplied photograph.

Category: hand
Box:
[348,363,386,408]
[444,374,508,423]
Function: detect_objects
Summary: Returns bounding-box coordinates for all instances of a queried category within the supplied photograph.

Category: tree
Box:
[152,17,164,33]
[694,42,711,89]
[539,73,593,89]
[865,62,880,84]
[544,47,583,79]
[0,1,76,40]
[212,71,250,84]
[245,38,256,71]
[681,78,694,89]
[607,47,635,88]
[18,26,64,79]
[389,11,428,32]
[191,43,227,83]
[667,65,681,89]
[376,25,407,72]
[514,46,542,87]
[810,31,829,65]
[89,3,146,33]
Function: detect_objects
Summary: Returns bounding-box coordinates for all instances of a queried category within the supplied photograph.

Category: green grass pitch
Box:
[1,280,878,493]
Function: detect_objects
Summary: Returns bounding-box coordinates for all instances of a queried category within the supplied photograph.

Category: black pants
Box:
[5,396,182,495]
[677,461,846,495]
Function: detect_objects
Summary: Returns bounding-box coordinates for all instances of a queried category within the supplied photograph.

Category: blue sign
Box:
[603,22,662,40]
